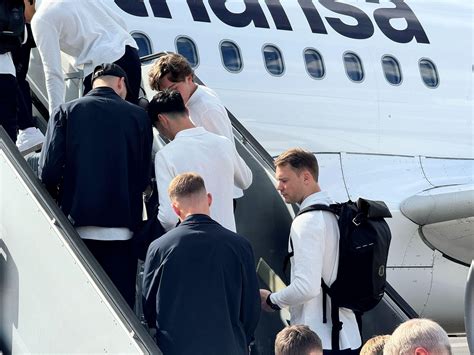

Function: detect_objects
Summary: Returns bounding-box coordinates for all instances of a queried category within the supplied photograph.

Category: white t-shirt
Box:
[31,0,138,113]
[187,85,244,199]
[154,127,252,232]
[0,53,15,76]
[271,191,362,350]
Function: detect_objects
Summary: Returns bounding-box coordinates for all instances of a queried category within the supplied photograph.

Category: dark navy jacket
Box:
[142,214,261,355]
[40,87,152,231]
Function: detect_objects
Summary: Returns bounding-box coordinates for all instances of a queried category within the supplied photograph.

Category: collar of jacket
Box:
[180,214,217,226]
[87,86,121,99]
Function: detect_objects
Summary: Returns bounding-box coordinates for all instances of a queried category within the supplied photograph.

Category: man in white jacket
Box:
[260,148,361,354]
[148,89,252,232]
[25,0,140,114]
[148,53,246,203]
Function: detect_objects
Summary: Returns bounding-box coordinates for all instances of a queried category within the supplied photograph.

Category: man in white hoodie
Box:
[25,0,140,114]
[260,148,361,354]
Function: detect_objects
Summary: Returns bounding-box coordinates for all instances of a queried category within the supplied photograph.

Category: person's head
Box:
[90,63,129,99]
[383,319,451,355]
[148,53,197,103]
[275,325,323,355]
[147,89,194,140]
[168,172,212,221]
[274,148,320,204]
[361,335,391,355]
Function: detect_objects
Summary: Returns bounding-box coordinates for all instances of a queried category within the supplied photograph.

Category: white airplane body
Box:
[28,0,473,332]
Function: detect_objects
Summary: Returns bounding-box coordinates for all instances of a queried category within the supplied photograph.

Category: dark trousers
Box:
[0,74,18,141]
[17,78,35,130]
[83,238,137,309]
[83,45,141,105]
[12,23,36,130]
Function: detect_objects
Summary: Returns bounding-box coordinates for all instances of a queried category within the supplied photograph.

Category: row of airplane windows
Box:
[132,33,440,89]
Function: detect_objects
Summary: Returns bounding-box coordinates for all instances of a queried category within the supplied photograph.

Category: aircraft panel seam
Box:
[418,155,436,188]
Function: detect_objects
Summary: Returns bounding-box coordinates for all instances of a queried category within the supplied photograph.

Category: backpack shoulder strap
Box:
[297,203,335,217]
[284,204,337,271]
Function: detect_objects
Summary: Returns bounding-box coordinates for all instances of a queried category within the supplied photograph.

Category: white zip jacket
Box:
[31,0,137,114]
[271,191,361,350]
[187,85,244,199]
[154,127,252,232]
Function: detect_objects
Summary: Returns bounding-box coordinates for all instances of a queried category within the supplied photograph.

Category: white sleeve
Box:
[271,213,325,308]
[231,142,252,190]
[154,152,179,232]
[31,16,65,114]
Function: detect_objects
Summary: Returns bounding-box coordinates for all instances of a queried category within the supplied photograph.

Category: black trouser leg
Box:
[83,238,138,308]
[0,74,18,142]
[17,78,36,130]
[83,46,141,105]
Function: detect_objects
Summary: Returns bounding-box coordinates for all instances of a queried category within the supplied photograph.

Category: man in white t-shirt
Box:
[148,53,246,201]
[24,0,141,114]
[147,89,252,232]
[260,148,361,354]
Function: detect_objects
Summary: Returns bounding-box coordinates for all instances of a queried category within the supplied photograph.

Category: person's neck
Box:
[299,186,321,204]
[189,83,199,99]
[174,120,196,135]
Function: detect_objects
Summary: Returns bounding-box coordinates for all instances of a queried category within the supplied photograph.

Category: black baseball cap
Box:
[91,63,130,91]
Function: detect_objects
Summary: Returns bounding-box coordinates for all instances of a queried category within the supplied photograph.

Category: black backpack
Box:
[294,198,392,350]
[0,0,25,54]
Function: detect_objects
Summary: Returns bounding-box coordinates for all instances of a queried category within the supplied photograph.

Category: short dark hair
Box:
[274,148,319,182]
[168,173,206,200]
[275,325,323,355]
[148,53,194,91]
[147,89,187,124]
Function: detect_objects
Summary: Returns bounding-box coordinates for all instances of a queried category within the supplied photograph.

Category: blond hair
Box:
[168,172,206,201]
[360,335,390,355]
[275,325,322,355]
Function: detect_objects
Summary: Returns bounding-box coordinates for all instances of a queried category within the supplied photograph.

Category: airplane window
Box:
[131,32,153,58]
[343,52,364,82]
[419,59,439,88]
[220,41,243,73]
[304,48,325,79]
[382,55,402,85]
[175,36,199,68]
[263,45,284,76]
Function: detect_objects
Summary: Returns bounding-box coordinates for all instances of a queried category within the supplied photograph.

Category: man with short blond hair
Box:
[260,148,361,354]
[142,172,260,354]
[275,325,323,355]
[383,319,451,355]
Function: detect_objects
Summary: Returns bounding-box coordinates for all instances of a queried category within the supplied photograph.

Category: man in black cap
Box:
[39,63,153,308]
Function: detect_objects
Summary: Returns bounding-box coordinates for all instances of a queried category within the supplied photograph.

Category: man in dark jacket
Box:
[142,172,260,355]
[39,63,153,307]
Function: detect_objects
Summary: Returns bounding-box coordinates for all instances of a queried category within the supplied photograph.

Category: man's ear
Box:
[171,201,181,218]
[302,170,312,184]
[414,347,429,355]
[207,192,212,207]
